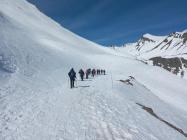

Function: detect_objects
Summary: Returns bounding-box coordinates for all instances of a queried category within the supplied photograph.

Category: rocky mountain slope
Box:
[123,30,187,59]
[118,30,187,76]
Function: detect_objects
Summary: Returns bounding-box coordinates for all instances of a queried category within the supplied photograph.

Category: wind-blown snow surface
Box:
[0,0,187,139]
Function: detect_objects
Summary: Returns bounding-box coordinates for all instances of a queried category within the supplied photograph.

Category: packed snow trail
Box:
[1,74,187,140]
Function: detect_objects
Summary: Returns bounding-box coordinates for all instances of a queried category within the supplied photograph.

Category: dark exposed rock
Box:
[169,32,182,38]
[136,36,155,49]
[163,38,168,43]
[168,32,176,37]
[160,39,173,50]
[142,37,155,43]
[120,79,134,86]
[182,32,187,43]
[120,76,135,86]
[136,103,187,138]
[129,76,135,80]
[150,57,187,75]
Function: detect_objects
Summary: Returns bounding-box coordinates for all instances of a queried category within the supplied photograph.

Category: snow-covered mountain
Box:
[123,30,187,59]
[1,0,187,140]
[117,30,187,75]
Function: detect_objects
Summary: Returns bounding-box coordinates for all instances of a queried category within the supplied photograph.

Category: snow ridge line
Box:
[136,103,187,138]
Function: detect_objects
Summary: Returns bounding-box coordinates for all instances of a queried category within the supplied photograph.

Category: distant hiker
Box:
[97,69,99,75]
[101,70,104,75]
[88,69,91,73]
[104,70,106,75]
[181,70,184,78]
[68,68,76,88]
[92,69,96,77]
[79,69,85,81]
[86,69,90,79]
[97,69,101,75]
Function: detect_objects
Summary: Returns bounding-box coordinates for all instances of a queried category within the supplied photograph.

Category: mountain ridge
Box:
[119,29,187,59]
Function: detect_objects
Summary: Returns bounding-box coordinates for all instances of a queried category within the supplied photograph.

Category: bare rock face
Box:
[137,36,155,47]
[182,32,187,43]
[150,57,187,75]
[169,32,182,38]
[141,36,155,43]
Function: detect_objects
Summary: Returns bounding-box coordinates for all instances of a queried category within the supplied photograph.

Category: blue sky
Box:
[27,0,187,46]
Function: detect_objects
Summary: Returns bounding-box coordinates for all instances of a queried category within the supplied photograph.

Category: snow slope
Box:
[0,0,187,140]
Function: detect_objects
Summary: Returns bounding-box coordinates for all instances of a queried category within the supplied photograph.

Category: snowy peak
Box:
[132,33,166,52]
[119,30,187,76]
[142,33,165,42]
[122,29,187,59]
[137,34,156,45]
[168,32,182,38]
[182,32,187,43]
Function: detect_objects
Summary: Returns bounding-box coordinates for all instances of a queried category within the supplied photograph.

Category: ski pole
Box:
[68,78,70,88]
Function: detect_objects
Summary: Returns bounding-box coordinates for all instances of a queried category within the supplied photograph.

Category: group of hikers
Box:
[68,68,106,88]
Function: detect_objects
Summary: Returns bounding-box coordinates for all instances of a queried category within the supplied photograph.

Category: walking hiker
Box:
[92,69,96,77]
[86,69,90,79]
[68,68,76,88]
[104,70,106,75]
[79,69,85,81]
[97,69,99,75]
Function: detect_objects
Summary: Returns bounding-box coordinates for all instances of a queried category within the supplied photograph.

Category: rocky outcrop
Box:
[150,57,187,75]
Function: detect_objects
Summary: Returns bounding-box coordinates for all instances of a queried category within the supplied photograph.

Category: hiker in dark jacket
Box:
[86,69,91,79]
[97,69,100,75]
[68,68,76,88]
[85,69,89,79]
[92,69,96,77]
[101,70,103,75]
[104,70,106,75]
[98,69,101,75]
[79,69,85,81]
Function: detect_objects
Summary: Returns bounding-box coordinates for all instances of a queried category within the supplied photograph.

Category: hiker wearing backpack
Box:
[79,69,85,81]
[68,68,76,88]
